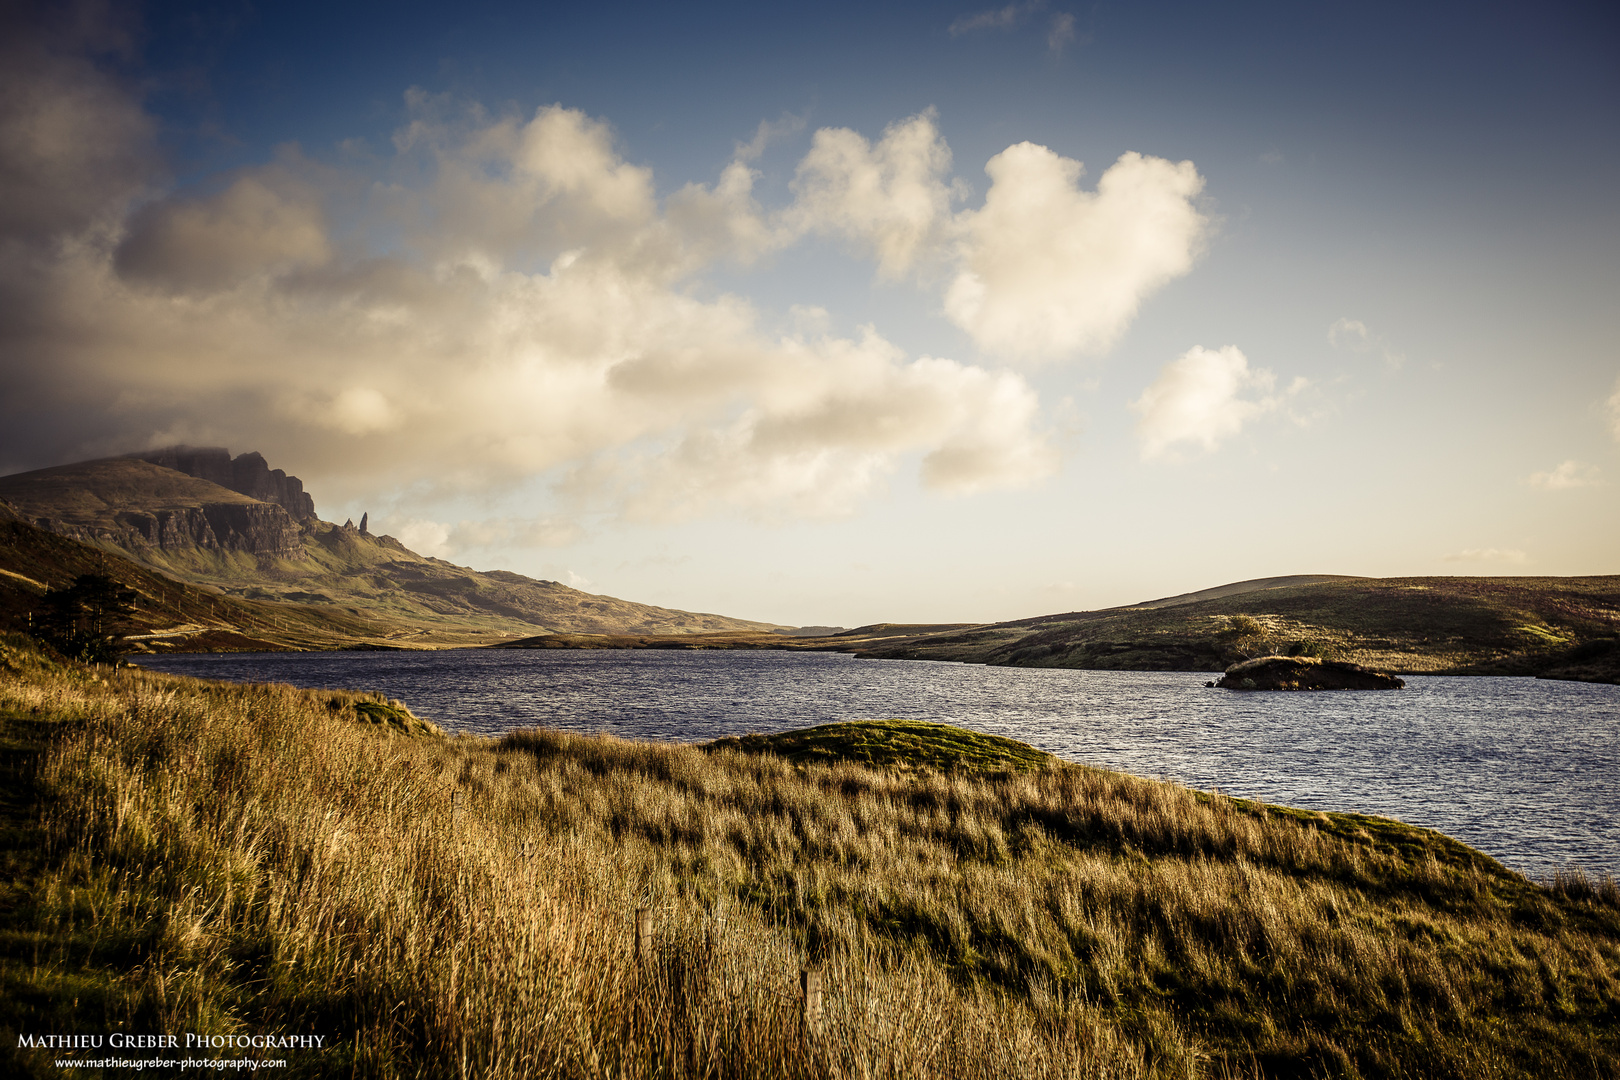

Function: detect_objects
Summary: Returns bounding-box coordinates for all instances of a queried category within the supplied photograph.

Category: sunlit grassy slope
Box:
[855,575,1620,680]
[2,635,1617,1078]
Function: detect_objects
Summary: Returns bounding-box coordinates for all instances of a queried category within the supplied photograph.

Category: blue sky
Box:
[2,0,1616,625]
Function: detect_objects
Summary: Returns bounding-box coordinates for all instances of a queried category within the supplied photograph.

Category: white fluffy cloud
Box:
[1528,460,1602,490]
[946,146,1207,361]
[785,111,957,278]
[0,59,1060,520]
[1130,345,1300,460]
[770,112,1208,360]
[0,17,1211,526]
[576,333,1056,522]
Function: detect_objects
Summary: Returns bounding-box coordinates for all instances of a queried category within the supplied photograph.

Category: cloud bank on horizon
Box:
[0,9,1214,531]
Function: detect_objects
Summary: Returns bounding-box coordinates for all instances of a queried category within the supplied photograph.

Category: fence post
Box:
[450,789,463,833]
[801,967,823,1039]
[635,907,654,967]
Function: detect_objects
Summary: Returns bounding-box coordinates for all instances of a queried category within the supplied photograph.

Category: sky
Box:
[1,0,1617,627]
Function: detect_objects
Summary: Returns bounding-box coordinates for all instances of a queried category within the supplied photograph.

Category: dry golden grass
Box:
[2,633,1618,1079]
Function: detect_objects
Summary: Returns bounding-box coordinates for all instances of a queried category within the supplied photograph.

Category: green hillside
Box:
[853,575,1620,682]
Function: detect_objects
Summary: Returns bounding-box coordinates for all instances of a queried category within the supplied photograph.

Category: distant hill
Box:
[0,451,781,645]
[1104,574,1365,610]
[851,575,1620,683]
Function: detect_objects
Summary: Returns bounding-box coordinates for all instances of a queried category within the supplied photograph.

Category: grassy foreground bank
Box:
[2,636,1618,1078]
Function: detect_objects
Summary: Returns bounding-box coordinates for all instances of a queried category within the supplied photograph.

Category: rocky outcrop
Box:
[110,503,305,559]
[28,502,305,560]
[1215,656,1404,690]
[0,457,309,563]
[129,447,317,522]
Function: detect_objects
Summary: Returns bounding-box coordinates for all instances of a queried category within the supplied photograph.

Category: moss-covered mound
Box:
[705,719,1054,772]
[339,692,442,736]
[1217,654,1405,690]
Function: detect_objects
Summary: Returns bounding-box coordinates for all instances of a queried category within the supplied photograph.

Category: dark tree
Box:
[35,574,139,664]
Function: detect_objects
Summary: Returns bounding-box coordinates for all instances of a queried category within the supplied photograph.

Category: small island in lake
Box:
[1215,654,1406,690]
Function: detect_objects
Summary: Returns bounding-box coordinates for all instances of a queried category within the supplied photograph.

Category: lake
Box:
[134,648,1620,880]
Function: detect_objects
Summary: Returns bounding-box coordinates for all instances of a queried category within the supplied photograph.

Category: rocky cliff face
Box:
[28,502,306,561]
[0,455,310,563]
[111,503,306,559]
[129,447,317,522]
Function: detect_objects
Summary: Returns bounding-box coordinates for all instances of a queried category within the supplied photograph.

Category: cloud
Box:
[0,3,154,246]
[318,387,401,436]
[1527,460,1602,490]
[1443,548,1528,565]
[0,74,1055,519]
[734,113,807,163]
[948,2,1043,36]
[785,111,957,278]
[1328,316,1404,370]
[115,171,333,291]
[1130,345,1302,461]
[396,515,584,560]
[457,516,583,550]
[576,332,1056,522]
[397,519,452,558]
[1327,317,1370,350]
[781,114,1209,353]
[946,146,1207,361]
[1047,12,1077,52]
[0,14,1205,524]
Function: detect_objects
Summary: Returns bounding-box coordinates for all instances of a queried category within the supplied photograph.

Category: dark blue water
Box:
[135,649,1620,879]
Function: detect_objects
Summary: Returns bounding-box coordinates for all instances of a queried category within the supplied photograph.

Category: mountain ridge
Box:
[0,453,781,643]
[127,446,318,522]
